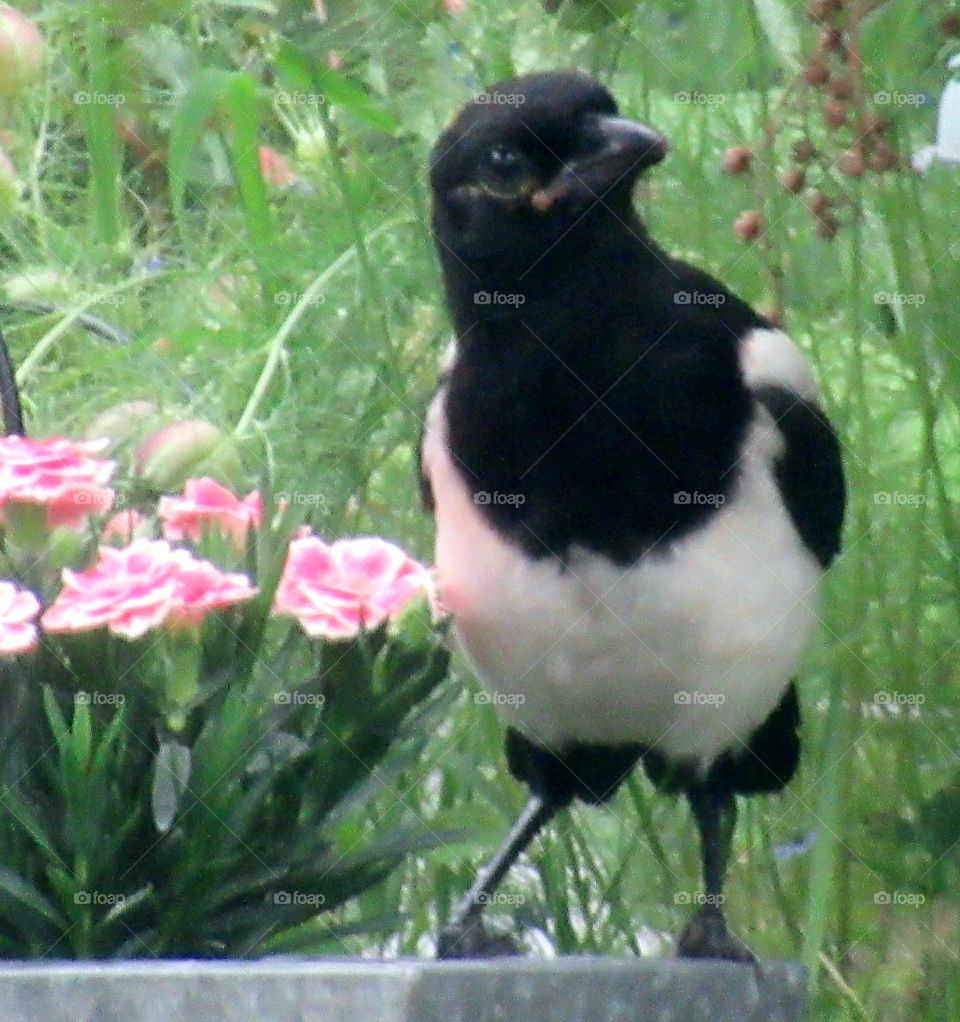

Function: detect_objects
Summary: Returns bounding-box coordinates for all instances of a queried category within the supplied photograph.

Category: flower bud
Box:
[807,0,843,22]
[867,140,898,173]
[3,266,74,303]
[0,5,44,98]
[814,213,839,241]
[386,591,444,650]
[85,401,160,457]
[818,28,844,53]
[134,420,245,493]
[807,190,833,217]
[258,147,299,189]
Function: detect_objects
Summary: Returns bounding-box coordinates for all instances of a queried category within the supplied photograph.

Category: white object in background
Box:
[913,53,960,172]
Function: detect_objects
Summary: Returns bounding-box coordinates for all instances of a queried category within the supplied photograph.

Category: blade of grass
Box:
[223,72,275,292]
[81,8,122,250]
[233,219,400,438]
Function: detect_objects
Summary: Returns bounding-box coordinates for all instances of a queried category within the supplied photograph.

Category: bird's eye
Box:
[488,145,523,175]
[478,145,536,199]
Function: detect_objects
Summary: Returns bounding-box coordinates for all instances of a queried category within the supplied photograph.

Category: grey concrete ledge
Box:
[0,956,806,1022]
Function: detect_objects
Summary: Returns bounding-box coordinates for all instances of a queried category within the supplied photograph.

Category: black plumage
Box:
[420,69,845,961]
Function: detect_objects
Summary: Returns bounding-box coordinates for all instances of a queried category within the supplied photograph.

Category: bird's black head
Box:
[429,70,668,274]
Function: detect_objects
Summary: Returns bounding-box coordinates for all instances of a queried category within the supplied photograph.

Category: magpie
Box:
[419,70,845,961]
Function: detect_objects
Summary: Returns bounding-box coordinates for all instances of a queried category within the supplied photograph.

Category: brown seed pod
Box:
[807,190,833,217]
[780,168,806,193]
[828,75,853,100]
[733,210,765,241]
[867,140,899,173]
[940,12,960,37]
[814,212,840,241]
[863,111,888,135]
[804,56,830,86]
[807,0,843,23]
[838,147,865,178]
[792,139,818,164]
[723,145,753,174]
[823,98,847,128]
[818,27,845,53]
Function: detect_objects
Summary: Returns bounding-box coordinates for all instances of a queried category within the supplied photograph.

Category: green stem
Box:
[233,221,398,438]
[15,275,164,384]
[317,106,394,357]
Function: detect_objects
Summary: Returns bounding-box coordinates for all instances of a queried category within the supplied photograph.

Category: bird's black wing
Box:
[753,384,846,569]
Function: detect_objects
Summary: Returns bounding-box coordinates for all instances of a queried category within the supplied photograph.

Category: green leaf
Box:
[42,688,69,753]
[274,41,398,135]
[223,72,274,260]
[313,67,399,135]
[0,795,62,865]
[752,0,802,70]
[72,699,92,772]
[151,740,193,834]
[90,705,129,782]
[100,884,154,929]
[0,865,66,931]
[168,67,237,224]
[168,66,275,294]
[81,10,123,247]
[274,39,316,96]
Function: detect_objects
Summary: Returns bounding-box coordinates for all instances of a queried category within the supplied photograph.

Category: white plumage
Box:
[422,327,824,777]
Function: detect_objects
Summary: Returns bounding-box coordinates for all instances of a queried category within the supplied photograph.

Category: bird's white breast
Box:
[422,328,825,776]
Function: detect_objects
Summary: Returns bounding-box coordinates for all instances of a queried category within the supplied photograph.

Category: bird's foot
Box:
[676,905,757,964]
[436,914,521,959]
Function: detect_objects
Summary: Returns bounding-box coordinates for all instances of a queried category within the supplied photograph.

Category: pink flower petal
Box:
[102,510,146,544]
[273,535,436,641]
[0,580,40,654]
[41,539,256,640]
[0,435,115,530]
[159,477,262,551]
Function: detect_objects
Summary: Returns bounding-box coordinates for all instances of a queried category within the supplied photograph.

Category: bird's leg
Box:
[437,794,559,959]
[677,786,757,963]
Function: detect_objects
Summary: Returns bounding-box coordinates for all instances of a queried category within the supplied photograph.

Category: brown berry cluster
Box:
[722,0,937,244]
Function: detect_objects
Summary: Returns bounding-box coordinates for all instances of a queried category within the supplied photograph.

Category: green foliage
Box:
[0,0,958,1016]
[0,516,452,957]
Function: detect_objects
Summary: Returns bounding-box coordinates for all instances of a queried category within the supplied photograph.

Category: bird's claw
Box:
[676,905,758,965]
[436,915,522,959]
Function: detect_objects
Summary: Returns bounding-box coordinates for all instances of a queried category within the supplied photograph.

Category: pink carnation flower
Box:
[159,477,262,551]
[258,146,298,188]
[273,535,435,641]
[42,539,256,640]
[0,580,40,655]
[102,509,146,544]
[0,435,115,528]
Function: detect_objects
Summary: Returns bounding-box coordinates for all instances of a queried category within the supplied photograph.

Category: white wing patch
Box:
[741,328,821,404]
[439,335,459,375]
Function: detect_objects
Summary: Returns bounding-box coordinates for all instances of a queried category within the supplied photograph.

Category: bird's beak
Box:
[531,114,669,213]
